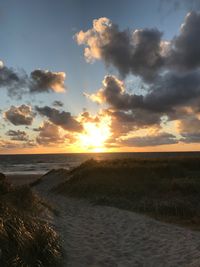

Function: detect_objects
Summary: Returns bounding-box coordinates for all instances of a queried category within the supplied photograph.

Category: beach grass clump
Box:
[55,157,200,228]
[0,175,62,267]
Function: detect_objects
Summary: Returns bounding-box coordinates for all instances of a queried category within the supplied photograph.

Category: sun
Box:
[77,116,111,152]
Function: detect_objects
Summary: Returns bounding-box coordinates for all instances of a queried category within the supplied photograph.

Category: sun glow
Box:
[77,116,111,152]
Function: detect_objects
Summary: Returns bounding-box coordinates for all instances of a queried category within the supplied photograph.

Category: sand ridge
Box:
[34,171,200,267]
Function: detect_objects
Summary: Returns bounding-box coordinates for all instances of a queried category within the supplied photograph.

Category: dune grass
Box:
[55,157,200,229]
[0,174,62,267]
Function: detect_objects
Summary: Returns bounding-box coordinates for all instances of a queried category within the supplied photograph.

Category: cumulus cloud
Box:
[36,121,64,145]
[4,105,34,125]
[6,129,29,141]
[35,106,83,132]
[87,72,200,115]
[85,72,200,146]
[30,70,66,93]
[76,12,200,82]
[169,12,200,70]
[0,62,27,98]
[86,75,143,110]
[0,61,66,98]
[143,70,200,113]
[76,18,164,81]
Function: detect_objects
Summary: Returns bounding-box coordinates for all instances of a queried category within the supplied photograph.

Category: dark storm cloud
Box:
[35,106,83,132]
[119,132,178,147]
[7,129,29,141]
[0,62,66,98]
[76,18,164,81]
[4,105,34,126]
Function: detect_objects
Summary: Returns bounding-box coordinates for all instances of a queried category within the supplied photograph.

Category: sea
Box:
[1,152,200,175]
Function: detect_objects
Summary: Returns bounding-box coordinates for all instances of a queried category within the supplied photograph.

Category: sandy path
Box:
[34,172,200,267]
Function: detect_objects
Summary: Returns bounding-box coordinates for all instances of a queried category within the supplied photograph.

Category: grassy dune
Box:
[0,174,62,267]
[55,157,200,229]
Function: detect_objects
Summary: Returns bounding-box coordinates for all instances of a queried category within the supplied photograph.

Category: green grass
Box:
[55,157,200,229]
[0,174,62,267]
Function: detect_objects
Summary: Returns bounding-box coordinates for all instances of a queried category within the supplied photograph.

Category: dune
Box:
[33,159,200,266]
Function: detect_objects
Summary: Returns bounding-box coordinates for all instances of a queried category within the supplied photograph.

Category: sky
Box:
[1,0,200,153]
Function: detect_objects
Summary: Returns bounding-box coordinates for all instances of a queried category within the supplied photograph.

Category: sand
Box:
[7,174,41,186]
[9,172,200,266]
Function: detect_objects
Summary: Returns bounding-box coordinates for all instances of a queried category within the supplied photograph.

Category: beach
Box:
[6,158,200,267]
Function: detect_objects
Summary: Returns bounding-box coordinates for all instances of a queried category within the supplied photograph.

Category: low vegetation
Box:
[0,173,62,267]
[55,157,200,229]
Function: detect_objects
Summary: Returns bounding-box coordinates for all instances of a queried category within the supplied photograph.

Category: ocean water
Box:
[0,152,200,175]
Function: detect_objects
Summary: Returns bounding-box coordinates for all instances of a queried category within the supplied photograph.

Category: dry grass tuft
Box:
[0,174,62,267]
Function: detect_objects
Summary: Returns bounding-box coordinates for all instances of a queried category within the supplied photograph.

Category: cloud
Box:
[0,61,66,98]
[0,62,27,98]
[169,12,200,70]
[4,105,34,125]
[76,12,200,82]
[52,100,64,107]
[0,138,35,151]
[143,70,200,113]
[75,18,164,81]
[35,121,64,145]
[119,132,178,147]
[177,115,200,143]
[80,111,100,123]
[30,70,66,93]
[108,109,161,132]
[86,75,143,110]
[35,106,83,132]
[0,140,22,150]
[87,72,200,115]
[6,129,29,141]
[85,72,200,145]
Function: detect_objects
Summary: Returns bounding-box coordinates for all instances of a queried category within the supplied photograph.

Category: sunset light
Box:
[1,1,200,155]
[77,116,111,152]
[2,2,200,266]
